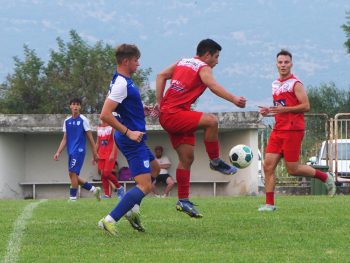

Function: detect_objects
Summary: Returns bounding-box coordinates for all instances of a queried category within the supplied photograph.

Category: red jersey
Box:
[272,74,305,131]
[160,57,208,113]
[97,125,116,159]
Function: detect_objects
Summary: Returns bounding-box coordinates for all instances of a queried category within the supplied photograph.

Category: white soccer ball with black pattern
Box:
[229,144,253,169]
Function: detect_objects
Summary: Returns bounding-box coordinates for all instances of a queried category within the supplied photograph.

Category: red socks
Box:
[101,175,111,196]
[204,140,219,160]
[314,169,328,182]
[176,169,190,199]
[106,172,121,188]
[266,192,274,205]
[102,172,122,196]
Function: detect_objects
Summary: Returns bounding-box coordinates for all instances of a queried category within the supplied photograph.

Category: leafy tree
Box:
[307,82,350,117]
[0,46,45,113]
[342,11,350,55]
[0,30,154,114]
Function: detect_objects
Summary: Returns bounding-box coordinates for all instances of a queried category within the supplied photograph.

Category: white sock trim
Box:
[105,215,116,223]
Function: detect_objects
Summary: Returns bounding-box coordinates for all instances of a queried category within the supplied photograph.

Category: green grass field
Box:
[1,196,350,263]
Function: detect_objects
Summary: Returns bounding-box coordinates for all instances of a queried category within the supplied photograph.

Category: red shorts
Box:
[265,130,304,162]
[98,157,116,173]
[159,111,203,149]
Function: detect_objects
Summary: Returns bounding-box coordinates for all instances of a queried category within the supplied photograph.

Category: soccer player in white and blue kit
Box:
[54,98,101,201]
[98,44,160,235]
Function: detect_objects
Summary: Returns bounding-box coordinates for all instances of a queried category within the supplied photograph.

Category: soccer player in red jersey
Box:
[156,39,246,218]
[96,120,125,199]
[258,50,336,212]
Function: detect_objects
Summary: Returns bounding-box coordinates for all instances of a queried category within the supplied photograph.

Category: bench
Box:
[20,180,231,199]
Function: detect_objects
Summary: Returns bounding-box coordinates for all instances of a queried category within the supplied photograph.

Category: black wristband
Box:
[124,128,129,135]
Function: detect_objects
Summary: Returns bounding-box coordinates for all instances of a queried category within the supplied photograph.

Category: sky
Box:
[0,0,349,112]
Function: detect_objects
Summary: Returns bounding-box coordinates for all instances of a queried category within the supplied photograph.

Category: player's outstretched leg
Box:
[210,158,237,175]
[325,172,336,197]
[98,218,118,236]
[176,199,203,218]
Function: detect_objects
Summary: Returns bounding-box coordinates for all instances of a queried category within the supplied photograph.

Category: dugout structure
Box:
[0,112,263,199]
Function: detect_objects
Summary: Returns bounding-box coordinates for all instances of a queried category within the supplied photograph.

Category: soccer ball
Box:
[229,144,253,169]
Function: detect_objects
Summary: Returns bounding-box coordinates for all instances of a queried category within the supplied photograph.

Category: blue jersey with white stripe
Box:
[107,72,146,141]
[63,114,91,155]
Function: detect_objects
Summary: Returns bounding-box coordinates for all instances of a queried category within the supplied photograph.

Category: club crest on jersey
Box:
[143,160,150,168]
[77,121,81,126]
[274,99,286,106]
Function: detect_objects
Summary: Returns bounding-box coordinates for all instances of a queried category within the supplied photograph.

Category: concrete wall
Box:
[0,133,25,199]
[0,112,263,199]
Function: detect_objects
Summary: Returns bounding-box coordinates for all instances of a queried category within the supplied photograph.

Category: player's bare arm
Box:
[100,98,145,143]
[86,131,99,162]
[156,63,176,105]
[268,82,310,114]
[199,66,246,108]
[53,133,67,160]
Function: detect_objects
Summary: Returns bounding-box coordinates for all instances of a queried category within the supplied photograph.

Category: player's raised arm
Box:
[199,66,246,108]
[156,63,176,105]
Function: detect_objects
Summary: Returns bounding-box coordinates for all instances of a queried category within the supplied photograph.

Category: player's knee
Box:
[206,114,218,127]
[168,179,175,187]
[286,167,298,175]
[183,156,194,167]
[139,181,153,194]
[179,153,195,168]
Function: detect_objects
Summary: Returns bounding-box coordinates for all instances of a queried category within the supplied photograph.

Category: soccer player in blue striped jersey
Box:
[98,44,160,235]
[53,98,101,201]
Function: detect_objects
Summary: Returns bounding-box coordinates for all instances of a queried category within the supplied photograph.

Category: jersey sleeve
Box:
[62,116,70,132]
[108,77,128,103]
[81,115,92,131]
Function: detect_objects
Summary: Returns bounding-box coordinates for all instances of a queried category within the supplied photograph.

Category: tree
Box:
[0,45,45,113]
[0,30,154,114]
[307,82,350,117]
[342,11,350,55]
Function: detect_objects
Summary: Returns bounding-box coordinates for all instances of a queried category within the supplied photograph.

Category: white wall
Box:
[0,134,25,199]
[220,130,259,196]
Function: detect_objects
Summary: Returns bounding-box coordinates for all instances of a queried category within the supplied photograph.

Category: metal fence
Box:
[259,112,350,185]
[259,113,329,185]
[332,113,350,182]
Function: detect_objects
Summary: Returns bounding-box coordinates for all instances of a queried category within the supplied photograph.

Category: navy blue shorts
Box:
[116,138,155,177]
[68,152,85,175]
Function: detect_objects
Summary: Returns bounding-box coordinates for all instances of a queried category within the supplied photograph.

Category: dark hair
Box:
[196,39,222,56]
[155,146,163,152]
[115,44,141,65]
[276,49,292,59]
[69,98,82,105]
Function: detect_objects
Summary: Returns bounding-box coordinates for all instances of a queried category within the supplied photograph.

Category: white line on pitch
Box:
[2,199,47,263]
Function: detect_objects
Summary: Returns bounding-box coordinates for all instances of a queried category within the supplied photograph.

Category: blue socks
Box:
[109,187,145,221]
[70,188,77,198]
[82,182,93,191]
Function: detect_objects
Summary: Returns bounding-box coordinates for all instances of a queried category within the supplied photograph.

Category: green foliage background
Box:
[0,30,154,114]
